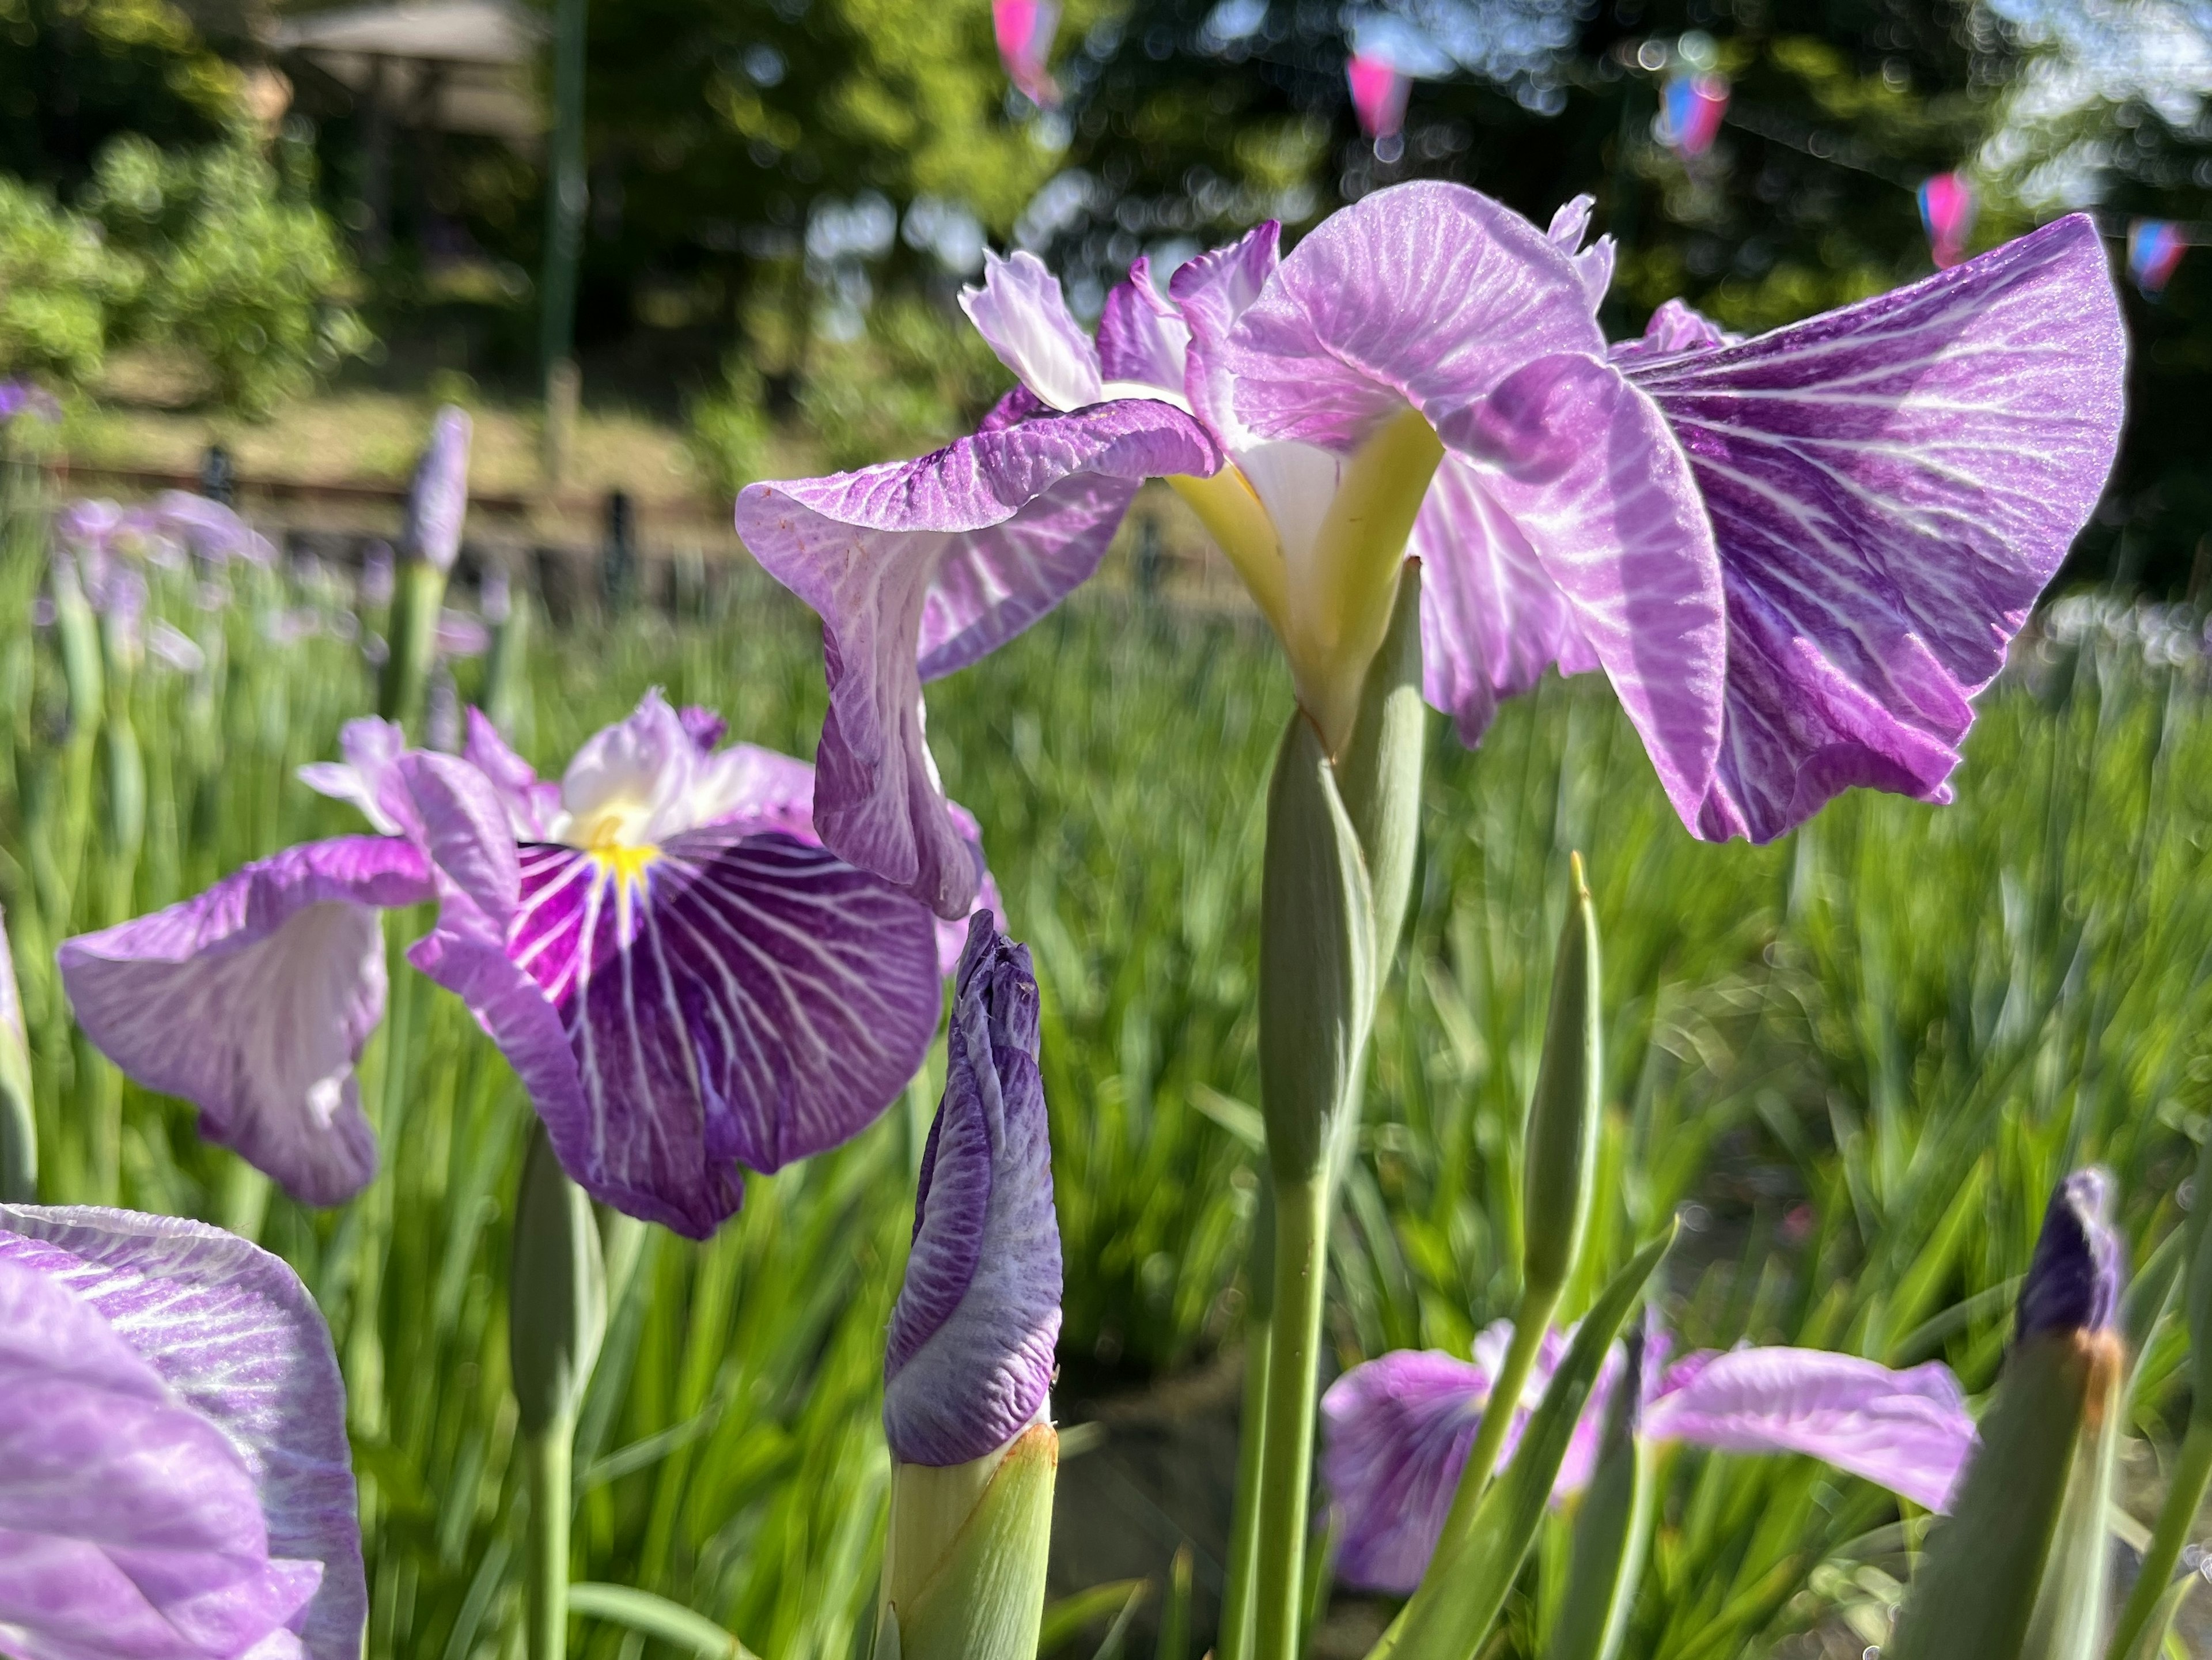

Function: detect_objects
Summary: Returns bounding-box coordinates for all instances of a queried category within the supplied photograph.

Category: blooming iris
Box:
[0,1203,364,1660]
[1320,1319,1975,1595]
[737,182,2123,916]
[60,691,990,1237]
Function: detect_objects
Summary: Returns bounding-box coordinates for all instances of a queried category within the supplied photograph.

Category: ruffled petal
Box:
[738,401,1222,918]
[461,709,559,839]
[1607,297,1740,366]
[1319,1349,1488,1595]
[401,755,943,1238]
[960,250,1103,412]
[1220,181,1605,453]
[1098,256,1189,391]
[1643,1348,1976,1512]
[1545,194,1615,312]
[883,916,1060,1466]
[297,719,415,837]
[0,1207,363,1659]
[0,1242,324,1660]
[1169,221,1281,450]
[56,838,434,1207]
[1620,214,2127,841]
[1431,354,1725,823]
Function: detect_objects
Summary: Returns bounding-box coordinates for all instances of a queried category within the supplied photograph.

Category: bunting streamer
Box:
[2130,219,2187,296]
[1658,72,1729,158]
[1918,172,1978,269]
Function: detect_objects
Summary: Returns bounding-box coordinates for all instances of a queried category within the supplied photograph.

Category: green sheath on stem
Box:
[1253,1175,1328,1660]
[1524,852,1601,1305]
[1333,562,1425,985]
[378,559,447,731]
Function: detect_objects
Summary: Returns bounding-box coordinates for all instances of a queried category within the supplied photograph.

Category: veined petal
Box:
[403,757,943,1237]
[1621,214,2127,841]
[1098,256,1189,392]
[1320,1349,1490,1595]
[1433,354,1725,823]
[1412,453,1600,745]
[552,689,700,848]
[56,838,433,1207]
[1221,181,1604,454]
[1643,1348,1975,1512]
[960,250,1102,413]
[0,1242,325,1660]
[738,402,1221,918]
[0,1206,363,1659]
[1608,297,1740,366]
[1169,221,1281,451]
[1545,194,1616,312]
[884,916,1060,1466]
[461,709,559,840]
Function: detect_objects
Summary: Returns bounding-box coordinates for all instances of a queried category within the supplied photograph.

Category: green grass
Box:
[4,448,2211,1657]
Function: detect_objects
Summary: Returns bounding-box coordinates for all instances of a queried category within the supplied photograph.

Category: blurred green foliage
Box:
[0,176,138,384]
[0,0,237,187]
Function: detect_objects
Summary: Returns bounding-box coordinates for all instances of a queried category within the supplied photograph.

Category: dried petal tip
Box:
[2020,1169,2122,1339]
[884,913,1062,1468]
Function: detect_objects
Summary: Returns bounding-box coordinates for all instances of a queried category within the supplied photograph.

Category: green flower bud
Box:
[877,1423,1059,1660]
[1335,561,1425,982]
[1523,853,1600,1304]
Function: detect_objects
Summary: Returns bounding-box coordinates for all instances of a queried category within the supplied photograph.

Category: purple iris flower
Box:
[884,914,1062,1467]
[403,406,472,574]
[0,379,61,425]
[63,693,995,1237]
[737,183,2124,915]
[1320,1318,1976,1595]
[0,1203,364,1660]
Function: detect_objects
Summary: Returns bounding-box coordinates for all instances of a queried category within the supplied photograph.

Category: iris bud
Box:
[1523,853,1600,1304]
[380,405,472,729]
[1888,1170,2124,1660]
[879,915,1062,1660]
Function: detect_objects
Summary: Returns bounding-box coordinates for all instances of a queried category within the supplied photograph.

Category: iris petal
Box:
[1319,1349,1490,1595]
[1620,213,2127,842]
[0,1206,363,1660]
[406,755,944,1237]
[737,400,1221,918]
[960,249,1102,412]
[1097,255,1190,391]
[56,837,434,1207]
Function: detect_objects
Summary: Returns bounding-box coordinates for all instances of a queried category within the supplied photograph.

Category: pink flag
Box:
[1658,72,1729,157]
[1347,52,1411,143]
[993,0,1059,107]
[1917,172,1978,269]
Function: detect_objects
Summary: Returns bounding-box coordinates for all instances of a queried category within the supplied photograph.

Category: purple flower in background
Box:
[434,608,490,660]
[403,406,472,573]
[63,696,994,1234]
[740,184,2123,918]
[1320,1318,1975,1595]
[359,543,396,609]
[0,379,60,425]
[884,914,1061,1466]
[0,1203,364,1660]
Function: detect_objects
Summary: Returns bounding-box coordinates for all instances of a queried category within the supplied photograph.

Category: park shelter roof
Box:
[271,0,546,138]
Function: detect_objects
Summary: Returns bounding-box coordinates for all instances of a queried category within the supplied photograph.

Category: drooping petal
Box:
[57,837,434,1207]
[401,754,944,1238]
[1169,221,1281,451]
[960,251,1102,413]
[0,1242,324,1660]
[1220,181,1605,453]
[1431,353,1725,823]
[884,916,1061,1466]
[1098,256,1188,392]
[1320,1349,1488,1595]
[297,717,415,836]
[1620,214,2127,842]
[738,401,1221,918]
[1642,1348,1976,1512]
[0,1205,363,1659]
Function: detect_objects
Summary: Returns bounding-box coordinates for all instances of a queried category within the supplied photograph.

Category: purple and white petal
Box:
[1169,221,1282,451]
[547,690,701,848]
[1620,214,2127,842]
[402,755,943,1238]
[884,916,1062,1466]
[1221,182,1605,455]
[1098,256,1189,393]
[1431,353,1726,823]
[298,718,416,837]
[0,1243,324,1660]
[738,401,1221,918]
[1607,297,1741,366]
[960,251,1103,413]
[57,837,433,1208]
[1320,1349,1489,1595]
[1545,194,1616,312]
[677,705,728,753]
[0,1205,363,1658]
[461,708,560,838]
[1642,1348,1976,1512]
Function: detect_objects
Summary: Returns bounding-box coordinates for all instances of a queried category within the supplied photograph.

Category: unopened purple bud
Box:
[403,406,473,573]
[884,913,1061,1467]
[2020,1169,2122,1340]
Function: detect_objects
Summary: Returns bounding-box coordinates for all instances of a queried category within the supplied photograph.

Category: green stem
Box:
[1437,1286,1562,1557]
[526,1414,576,1660]
[378,560,447,731]
[1253,1174,1328,1660]
[1219,1171,1277,1660]
[2110,1415,2212,1660]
